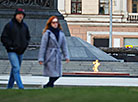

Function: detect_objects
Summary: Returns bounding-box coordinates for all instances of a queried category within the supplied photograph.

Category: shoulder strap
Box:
[23,22,28,29]
[9,20,13,30]
[47,32,51,48]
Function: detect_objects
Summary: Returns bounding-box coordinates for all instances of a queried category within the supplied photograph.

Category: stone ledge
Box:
[63,72,130,77]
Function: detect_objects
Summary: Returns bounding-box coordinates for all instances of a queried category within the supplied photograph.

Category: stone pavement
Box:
[1,60,138,89]
[0,75,138,89]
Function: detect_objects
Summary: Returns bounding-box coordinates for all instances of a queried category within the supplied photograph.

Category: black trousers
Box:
[45,77,59,88]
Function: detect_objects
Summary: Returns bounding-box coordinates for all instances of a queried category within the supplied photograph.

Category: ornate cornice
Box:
[0,0,52,9]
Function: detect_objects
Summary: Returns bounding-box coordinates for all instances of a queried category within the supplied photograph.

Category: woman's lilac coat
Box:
[38,30,69,77]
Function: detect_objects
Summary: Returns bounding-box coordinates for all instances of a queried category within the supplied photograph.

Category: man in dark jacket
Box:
[1,8,30,89]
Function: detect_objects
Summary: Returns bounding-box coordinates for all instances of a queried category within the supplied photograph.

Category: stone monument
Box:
[0,0,117,61]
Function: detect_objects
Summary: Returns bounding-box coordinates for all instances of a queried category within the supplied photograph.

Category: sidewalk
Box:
[0,75,138,89]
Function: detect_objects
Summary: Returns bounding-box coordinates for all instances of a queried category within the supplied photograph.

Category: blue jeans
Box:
[7,52,24,89]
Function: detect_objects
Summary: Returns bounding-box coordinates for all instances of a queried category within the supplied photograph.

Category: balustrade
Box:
[127,13,138,22]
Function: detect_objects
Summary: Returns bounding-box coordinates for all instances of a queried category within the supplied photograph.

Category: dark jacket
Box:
[1,18,30,54]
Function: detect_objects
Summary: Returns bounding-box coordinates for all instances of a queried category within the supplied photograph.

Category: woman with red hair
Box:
[38,16,70,88]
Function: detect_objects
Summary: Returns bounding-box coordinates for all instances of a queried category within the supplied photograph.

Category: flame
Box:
[92,60,100,72]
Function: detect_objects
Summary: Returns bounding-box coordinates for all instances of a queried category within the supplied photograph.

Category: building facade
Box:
[58,0,138,48]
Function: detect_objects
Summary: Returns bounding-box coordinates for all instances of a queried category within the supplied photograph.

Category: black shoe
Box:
[43,85,48,88]
[43,84,54,88]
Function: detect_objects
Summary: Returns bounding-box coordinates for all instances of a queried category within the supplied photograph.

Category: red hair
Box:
[42,16,62,34]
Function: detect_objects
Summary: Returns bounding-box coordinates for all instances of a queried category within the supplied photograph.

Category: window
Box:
[71,0,82,14]
[132,0,138,13]
[94,38,109,47]
[124,38,138,48]
[99,0,109,14]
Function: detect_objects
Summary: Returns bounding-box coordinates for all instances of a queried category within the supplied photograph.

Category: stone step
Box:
[63,72,130,77]
[1,60,138,76]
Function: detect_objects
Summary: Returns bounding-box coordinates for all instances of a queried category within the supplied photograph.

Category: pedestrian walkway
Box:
[0,75,138,89]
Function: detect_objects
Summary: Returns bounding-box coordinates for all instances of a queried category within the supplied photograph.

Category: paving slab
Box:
[0,75,138,89]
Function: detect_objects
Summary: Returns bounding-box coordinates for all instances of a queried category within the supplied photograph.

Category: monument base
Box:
[63,71,130,77]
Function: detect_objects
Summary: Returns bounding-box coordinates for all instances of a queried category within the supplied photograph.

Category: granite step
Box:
[0,60,138,76]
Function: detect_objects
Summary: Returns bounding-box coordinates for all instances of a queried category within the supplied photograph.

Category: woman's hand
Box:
[66,59,70,63]
[39,61,43,65]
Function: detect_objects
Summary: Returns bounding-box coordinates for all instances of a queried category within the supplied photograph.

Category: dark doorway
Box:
[94,38,109,47]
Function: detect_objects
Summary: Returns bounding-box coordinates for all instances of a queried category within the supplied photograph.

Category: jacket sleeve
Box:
[1,24,12,47]
[61,33,70,60]
[38,32,48,62]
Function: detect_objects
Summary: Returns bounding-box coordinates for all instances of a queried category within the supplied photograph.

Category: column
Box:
[113,0,121,14]
[123,0,128,14]
[122,0,128,21]
[58,0,65,14]
[128,0,132,13]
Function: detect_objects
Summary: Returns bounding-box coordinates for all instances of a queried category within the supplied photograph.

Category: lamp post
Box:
[109,0,112,48]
